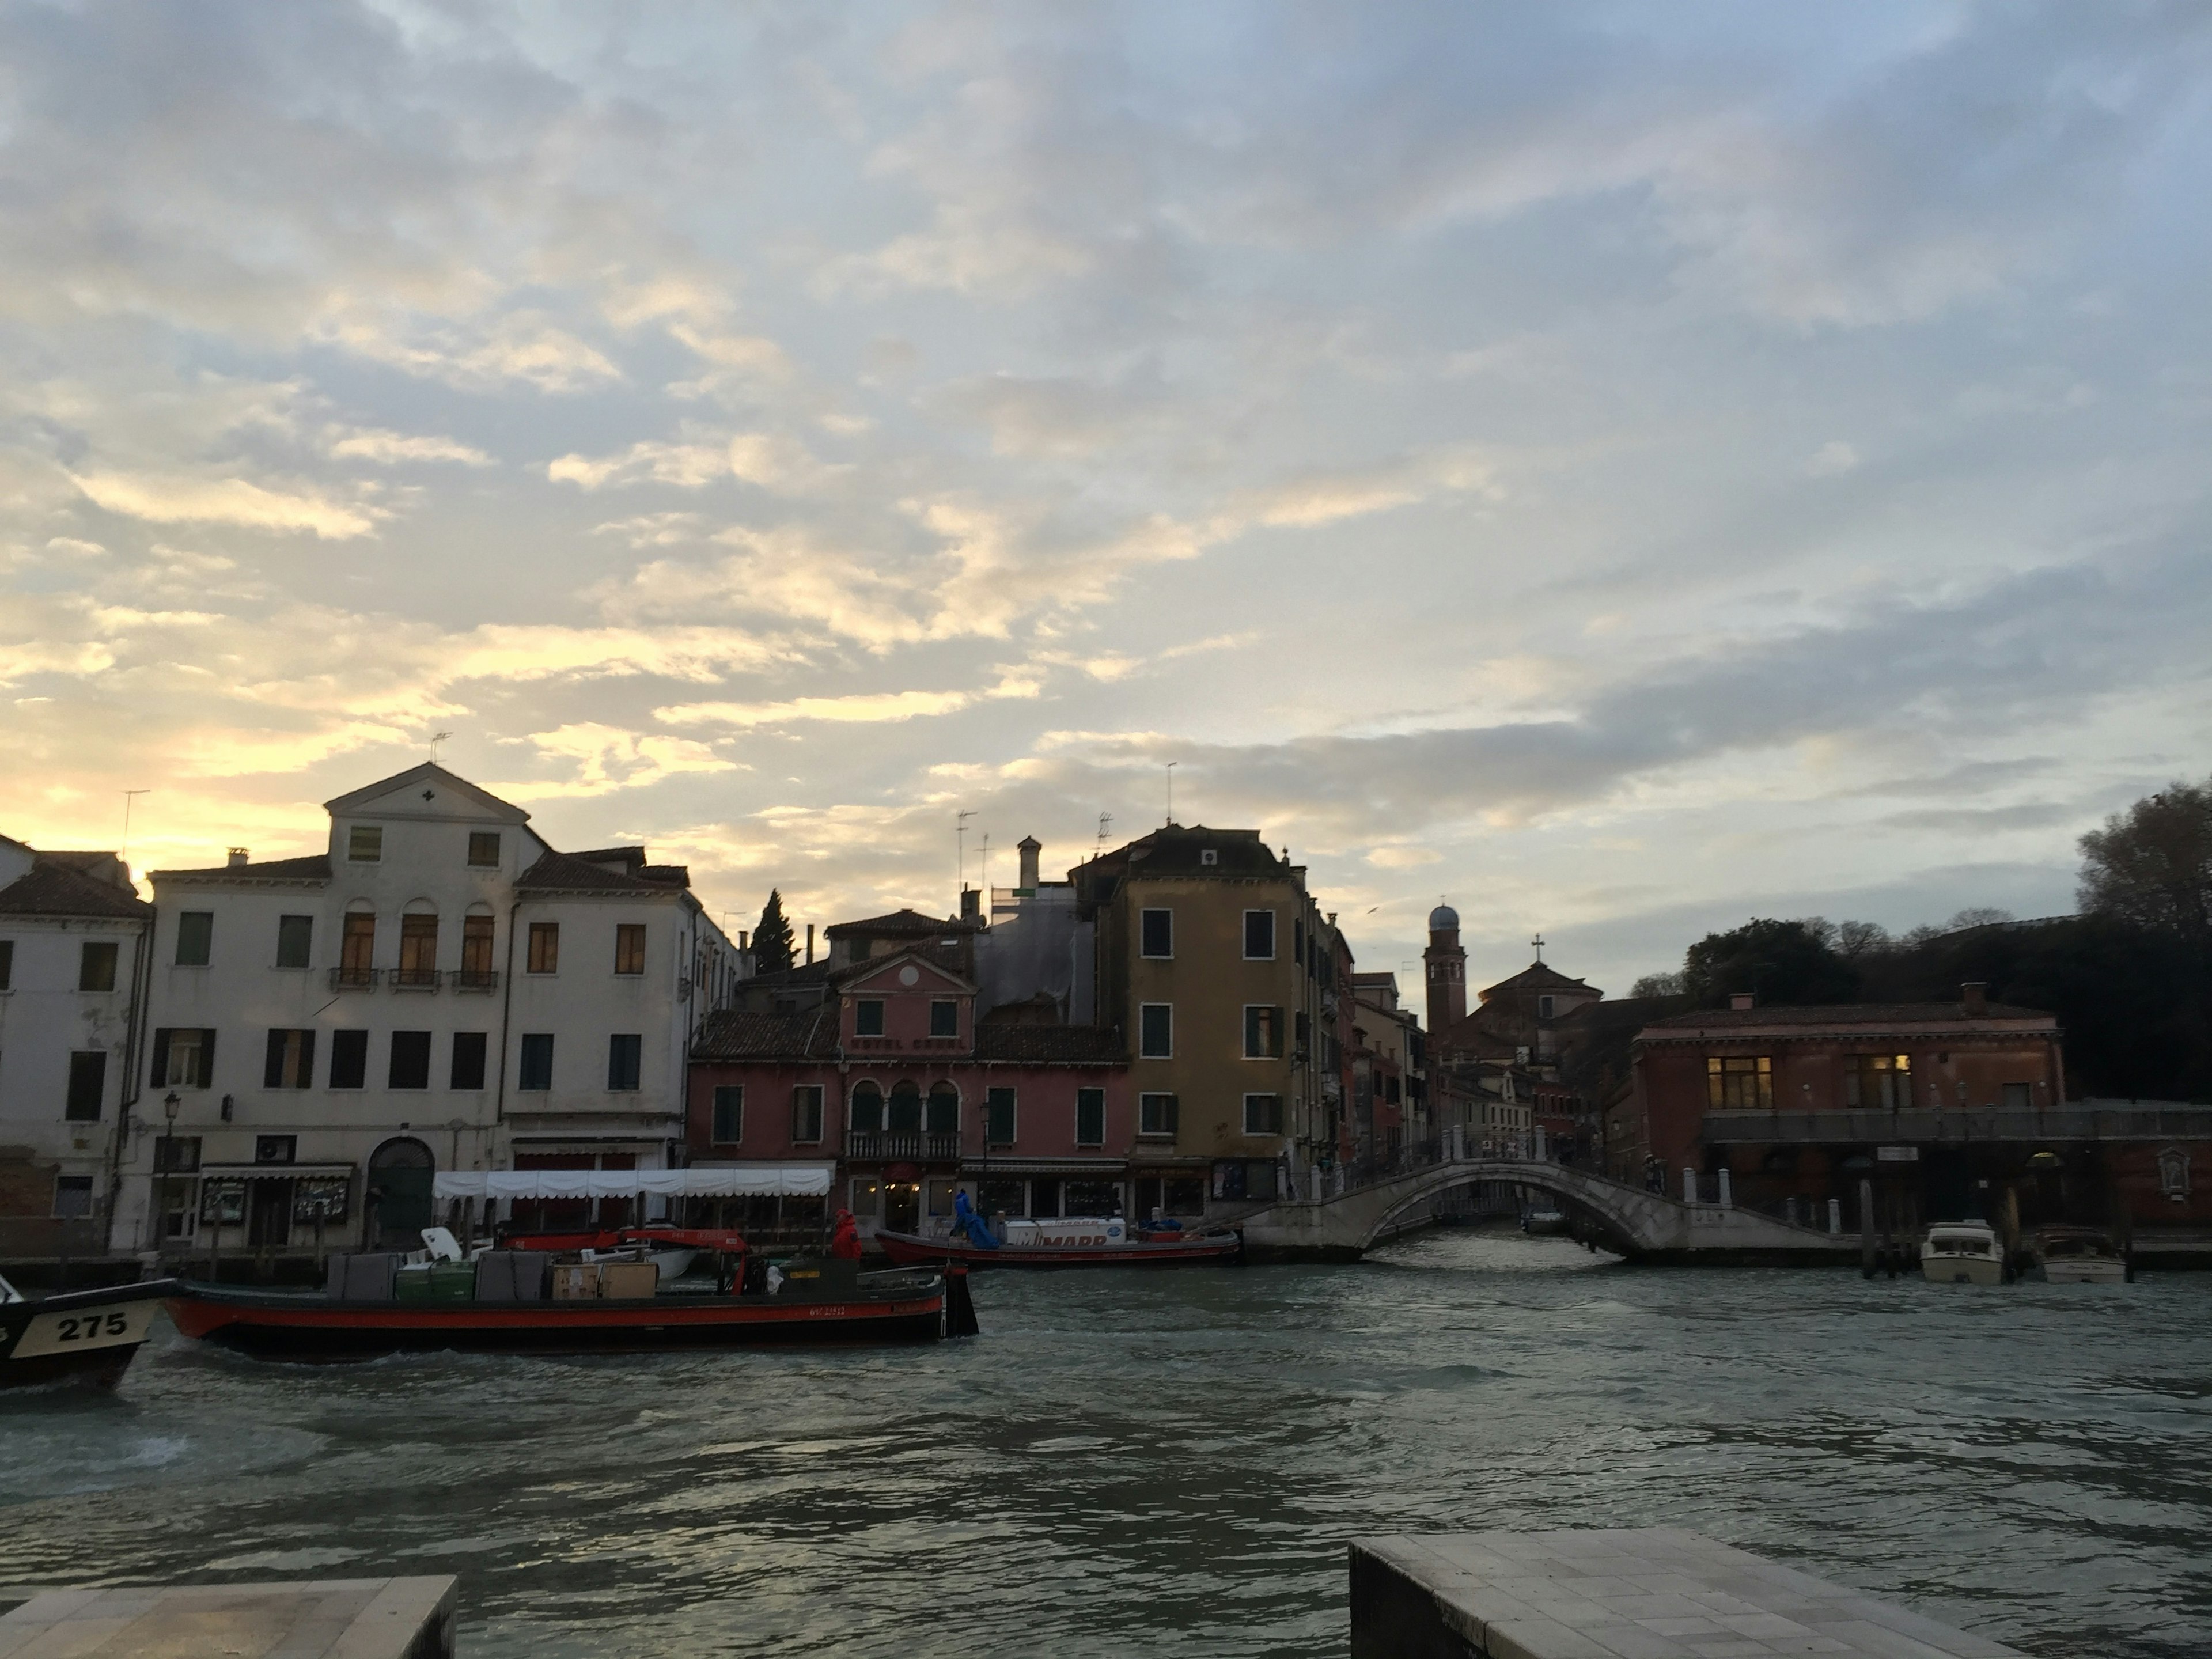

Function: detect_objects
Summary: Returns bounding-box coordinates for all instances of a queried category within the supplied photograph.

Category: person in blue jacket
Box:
[952,1188,999,1249]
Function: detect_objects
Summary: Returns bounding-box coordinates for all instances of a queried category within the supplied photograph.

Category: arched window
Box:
[340,902,376,984]
[926,1082,959,1135]
[888,1080,922,1134]
[397,899,439,987]
[850,1081,883,1134]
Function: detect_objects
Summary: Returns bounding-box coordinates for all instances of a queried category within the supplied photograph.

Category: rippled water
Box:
[6,1229,2210,1657]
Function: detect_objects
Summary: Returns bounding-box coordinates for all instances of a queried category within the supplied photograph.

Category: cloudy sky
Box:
[3,1,2208,996]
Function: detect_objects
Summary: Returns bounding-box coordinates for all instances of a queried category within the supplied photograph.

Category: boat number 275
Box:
[52,1312,130,1342]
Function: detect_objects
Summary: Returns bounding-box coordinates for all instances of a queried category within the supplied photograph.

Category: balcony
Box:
[328,967,378,991]
[845,1130,961,1164]
[451,968,500,994]
[1703,1102,2212,1146]
[390,965,441,992]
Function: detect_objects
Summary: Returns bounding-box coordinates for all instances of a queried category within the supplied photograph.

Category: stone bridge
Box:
[1235,1158,1859,1263]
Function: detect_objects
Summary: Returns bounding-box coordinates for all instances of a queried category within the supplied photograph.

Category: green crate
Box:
[393,1266,434,1305]
[428,1262,476,1303]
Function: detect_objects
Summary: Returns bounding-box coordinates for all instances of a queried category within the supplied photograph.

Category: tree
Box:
[752,889,796,975]
[1629,971,1685,998]
[2078,777,2212,953]
[1681,917,1859,1008]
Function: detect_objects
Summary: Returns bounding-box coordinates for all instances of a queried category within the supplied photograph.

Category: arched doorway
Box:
[368,1137,435,1249]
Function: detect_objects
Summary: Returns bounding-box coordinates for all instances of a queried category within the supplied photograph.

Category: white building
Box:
[0,837,152,1269]
[112,763,738,1263]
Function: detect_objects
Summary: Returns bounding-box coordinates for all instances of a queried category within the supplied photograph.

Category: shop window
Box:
[1706,1054,1775,1110]
[976,1178,1025,1217]
[1065,1180,1120,1218]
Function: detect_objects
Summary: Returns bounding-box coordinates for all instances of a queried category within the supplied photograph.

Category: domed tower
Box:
[1423,901,1466,1035]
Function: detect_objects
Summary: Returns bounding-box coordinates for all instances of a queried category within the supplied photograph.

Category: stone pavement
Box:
[0,1577,454,1659]
[1350,1528,2026,1659]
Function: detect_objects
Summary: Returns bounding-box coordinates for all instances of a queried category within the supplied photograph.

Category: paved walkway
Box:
[0,1577,454,1659]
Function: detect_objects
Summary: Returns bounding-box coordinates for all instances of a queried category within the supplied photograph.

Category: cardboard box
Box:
[550,1263,600,1301]
[597,1260,658,1300]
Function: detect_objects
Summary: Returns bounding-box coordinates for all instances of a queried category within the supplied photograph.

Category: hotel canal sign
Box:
[1877,1145,1919,1162]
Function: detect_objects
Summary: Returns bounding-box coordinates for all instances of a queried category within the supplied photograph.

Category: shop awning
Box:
[432,1164,833,1200]
[199,1163,356,1181]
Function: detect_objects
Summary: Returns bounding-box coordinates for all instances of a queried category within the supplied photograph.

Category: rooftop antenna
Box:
[430,730,453,766]
[1531,932,1546,963]
[956,810,974,892]
[979,831,991,895]
[1095,810,1112,861]
[1165,760,1177,825]
[120,789,150,873]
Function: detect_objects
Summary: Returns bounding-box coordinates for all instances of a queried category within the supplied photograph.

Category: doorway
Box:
[368,1137,435,1248]
[247,1179,296,1247]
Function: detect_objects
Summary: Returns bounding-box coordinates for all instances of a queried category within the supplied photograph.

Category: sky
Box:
[3,1,2209,999]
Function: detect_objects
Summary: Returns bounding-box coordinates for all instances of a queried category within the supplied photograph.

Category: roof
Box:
[691,1009,839,1062]
[1084,824,1290,882]
[825,908,979,939]
[515,849,690,893]
[154,853,333,882]
[1478,960,1601,1001]
[1639,999,2057,1037]
[0,861,151,920]
[974,1025,1124,1064]
[323,762,531,823]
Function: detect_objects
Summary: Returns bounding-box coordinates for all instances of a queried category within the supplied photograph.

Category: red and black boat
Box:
[875,1226,1243,1270]
[165,1244,974,1359]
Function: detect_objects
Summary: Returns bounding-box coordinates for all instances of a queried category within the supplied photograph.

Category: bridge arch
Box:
[1356,1161,1649,1256]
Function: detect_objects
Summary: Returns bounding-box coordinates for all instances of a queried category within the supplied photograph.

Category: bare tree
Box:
[2078,777,2212,951]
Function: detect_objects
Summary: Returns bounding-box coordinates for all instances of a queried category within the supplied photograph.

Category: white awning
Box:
[432,1164,834,1200]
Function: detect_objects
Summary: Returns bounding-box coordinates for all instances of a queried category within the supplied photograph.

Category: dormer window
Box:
[855,998,885,1037]
[929,999,958,1038]
[347,825,382,862]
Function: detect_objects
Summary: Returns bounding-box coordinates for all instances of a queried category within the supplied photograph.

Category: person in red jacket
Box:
[828,1209,863,1260]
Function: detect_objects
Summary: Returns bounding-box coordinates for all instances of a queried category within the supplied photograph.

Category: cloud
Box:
[67,471,381,538]
[657,671,1041,730]
[548,431,842,494]
[491,724,741,800]
[329,429,494,466]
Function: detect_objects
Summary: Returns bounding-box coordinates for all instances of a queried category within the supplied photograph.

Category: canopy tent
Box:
[431,1164,834,1200]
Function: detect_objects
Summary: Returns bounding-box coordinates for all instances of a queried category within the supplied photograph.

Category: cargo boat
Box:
[875,1223,1243,1270]
[1,1272,183,1391]
[165,1249,971,1358]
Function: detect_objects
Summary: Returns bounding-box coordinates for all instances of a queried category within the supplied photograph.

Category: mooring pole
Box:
[1859,1177,1876,1279]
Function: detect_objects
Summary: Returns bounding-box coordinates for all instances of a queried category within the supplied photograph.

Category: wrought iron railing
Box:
[328,966,378,990]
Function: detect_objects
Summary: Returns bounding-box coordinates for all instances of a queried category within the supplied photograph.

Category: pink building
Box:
[686,948,1149,1238]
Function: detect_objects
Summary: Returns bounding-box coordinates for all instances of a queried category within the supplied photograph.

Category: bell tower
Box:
[1423,902,1466,1034]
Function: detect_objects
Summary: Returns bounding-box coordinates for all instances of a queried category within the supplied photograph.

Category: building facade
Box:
[112,763,737,1264]
[0,838,152,1270]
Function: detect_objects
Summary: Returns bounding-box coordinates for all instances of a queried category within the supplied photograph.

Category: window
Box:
[154,1135,201,1173]
[65,1051,107,1121]
[1244,1093,1283,1135]
[450,1032,487,1090]
[1706,1055,1775,1111]
[1292,920,1304,967]
[615,924,646,976]
[985,1086,1016,1146]
[52,1175,93,1219]
[1141,908,1173,959]
[2001,1081,2032,1110]
[608,1033,642,1090]
[850,1081,884,1134]
[340,912,376,982]
[855,999,885,1036]
[1243,909,1275,960]
[254,1135,296,1164]
[149,1028,215,1089]
[397,914,438,986]
[467,831,501,867]
[1244,1005,1283,1059]
[1139,1003,1172,1059]
[329,1029,368,1089]
[929,999,958,1037]
[176,911,213,966]
[1075,1087,1105,1147]
[276,914,313,969]
[1199,849,1218,866]
[1538,994,1556,1019]
[926,1082,959,1134]
[1065,1180,1119,1218]
[0,939,11,988]
[1841,1054,1910,1112]
[791,1085,824,1143]
[1139,1093,1179,1138]
[348,824,382,862]
[460,914,494,984]
[518,1033,554,1091]
[263,1029,316,1088]
[79,941,118,992]
[711,1085,743,1143]
[527,922,559,974]
[389,1031,431,1090]
[888,1081,922,1132]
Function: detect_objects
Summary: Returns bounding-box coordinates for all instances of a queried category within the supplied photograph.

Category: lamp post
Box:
[159,1090,180,1259]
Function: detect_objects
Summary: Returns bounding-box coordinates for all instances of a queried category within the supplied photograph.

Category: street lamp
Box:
[160,1090,180,1258]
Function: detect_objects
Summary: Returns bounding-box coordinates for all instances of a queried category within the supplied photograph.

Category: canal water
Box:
[6,1229,2210,1657]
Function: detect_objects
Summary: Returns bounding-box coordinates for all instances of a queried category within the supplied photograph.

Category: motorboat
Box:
[1,1272,182,1391]
[2032,1225,2128,1285]
[1521,1206,1569,1236]
[1920,1221,2005,1285]
[876,1216,1243,1270]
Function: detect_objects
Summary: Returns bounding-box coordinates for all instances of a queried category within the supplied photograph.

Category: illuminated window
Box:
[1705,1054,1774,1110]
[1842,1054,1911,1111]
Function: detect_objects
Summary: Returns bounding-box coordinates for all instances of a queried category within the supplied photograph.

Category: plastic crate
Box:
[429,1262,476,1303]
[393,1266,434,1305]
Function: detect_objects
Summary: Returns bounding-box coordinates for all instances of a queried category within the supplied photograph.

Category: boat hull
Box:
[1,1278,182,1392]
[166,1280,945,1358]
[1922,1255,2004,1285]
[2041,1259,2127,1285]
[874,1229,1242,1270]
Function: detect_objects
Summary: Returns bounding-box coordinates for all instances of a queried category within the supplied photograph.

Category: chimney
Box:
[961,887,980,922]
[1729,991,1756,1011]
[738,930,749,950]
[1962,981,1988,1014]
[1017,835,1041,889]
[805,923,815,965]
[226,847,249,868]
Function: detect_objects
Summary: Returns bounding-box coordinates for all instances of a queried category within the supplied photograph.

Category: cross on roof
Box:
[1531,933,1545,962]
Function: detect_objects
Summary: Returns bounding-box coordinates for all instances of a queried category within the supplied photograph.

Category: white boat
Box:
[1521,1206,1569,1236]
[2033,1226,2128,1285]
[1921,1221,2004,1285]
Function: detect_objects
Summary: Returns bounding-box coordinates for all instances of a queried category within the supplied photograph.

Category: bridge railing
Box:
[1317,1130,1619,1201]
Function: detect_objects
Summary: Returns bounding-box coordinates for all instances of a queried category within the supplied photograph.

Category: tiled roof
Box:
[1639,999,2055,1035]
[974,1025,1124,1064]
[0,861,151,919]
[692,1009,838,1061]
[155,853,332,881]
[1098,824,1287,880]
[1479,960,1600,999]
[827,908,978,938]
[516,849,690,893]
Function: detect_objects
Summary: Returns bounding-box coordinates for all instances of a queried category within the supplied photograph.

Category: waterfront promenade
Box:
[7,1230,2207,1656]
